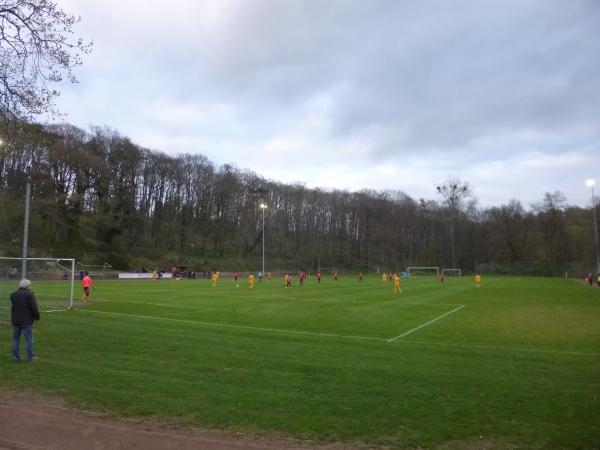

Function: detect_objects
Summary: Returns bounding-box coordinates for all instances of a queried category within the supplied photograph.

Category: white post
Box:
[587,180,600,273]
[70,259,75,308]
[21,180,31,278]
[260,203,267,277]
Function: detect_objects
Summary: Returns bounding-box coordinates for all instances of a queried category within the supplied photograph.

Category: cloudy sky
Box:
[54,0,600,207]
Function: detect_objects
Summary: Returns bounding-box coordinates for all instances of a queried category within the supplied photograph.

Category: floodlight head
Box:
[586,179,595,187]
[259,203,267,209]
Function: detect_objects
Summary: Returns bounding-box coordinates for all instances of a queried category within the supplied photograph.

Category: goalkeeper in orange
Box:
[248,272,255,289]
[81,271,94,302]
[394,273,402,293]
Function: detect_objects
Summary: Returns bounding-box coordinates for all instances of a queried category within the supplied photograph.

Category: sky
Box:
[53,0,600,208]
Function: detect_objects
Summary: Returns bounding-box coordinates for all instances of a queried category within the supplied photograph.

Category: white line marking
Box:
[387,305,466,342]
[271,294,296,300]
[55,308,598,356]
[1,306,67,312]
[255,294,296,301]
[380,302,465,306]
[95,298,181,308]
[81,309,387,343]
[399,338,600,357]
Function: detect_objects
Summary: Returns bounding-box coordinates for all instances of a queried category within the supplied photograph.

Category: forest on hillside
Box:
[0,120,596,276]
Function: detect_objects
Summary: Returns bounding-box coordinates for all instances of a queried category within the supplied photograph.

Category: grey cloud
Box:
[54,0,600,206]
[147,0,599,156]
[323,1,600,151]
[77,0,600,146]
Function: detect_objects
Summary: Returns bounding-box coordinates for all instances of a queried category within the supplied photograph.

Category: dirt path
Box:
[0,390,361,450]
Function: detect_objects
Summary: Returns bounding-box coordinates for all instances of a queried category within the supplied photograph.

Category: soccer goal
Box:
[442,268,462,277]
[407,266,440,277]
[0,257,76,318]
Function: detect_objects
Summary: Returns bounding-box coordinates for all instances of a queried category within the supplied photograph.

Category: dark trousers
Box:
[12,324,34,361]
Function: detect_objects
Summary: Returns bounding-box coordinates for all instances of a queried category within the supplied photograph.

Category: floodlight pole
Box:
[70,259,75,308]
[21,179,31,278]
[588,181,600,273]
[260,203,267,277]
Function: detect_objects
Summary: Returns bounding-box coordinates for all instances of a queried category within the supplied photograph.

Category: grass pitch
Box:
[1,275,599,449]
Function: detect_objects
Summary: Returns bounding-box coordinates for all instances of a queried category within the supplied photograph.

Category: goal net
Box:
[407,266,440,277]
[318,267,338,275]
[77,262,112,280]
[0,257,75,322]
[442,268,462,277]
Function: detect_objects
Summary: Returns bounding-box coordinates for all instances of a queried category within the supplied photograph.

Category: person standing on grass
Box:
[475,273,481,288]
[81,271,94,302]
[10,279,40,362]
[585,272,592,285]
[382,272,387,287]
[248,272,255,289]
[394,273,402,293]
[358,272,363,283]
[439,272,445,284]
[316,271,322,284]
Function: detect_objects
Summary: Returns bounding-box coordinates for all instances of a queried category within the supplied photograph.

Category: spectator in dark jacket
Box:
[10,279,40,362]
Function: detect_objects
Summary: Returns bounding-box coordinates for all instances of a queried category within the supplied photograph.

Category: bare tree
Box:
[0,0,92,120]
[490,199,530,265]
[533,191,571,275]
[436,178,472,268]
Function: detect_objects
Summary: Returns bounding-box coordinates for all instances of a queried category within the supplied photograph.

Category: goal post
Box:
[77,262,112,279]
[442,268,462,277]
[318,267,338,274]
[0,257,76,313]
[407,266,440,277]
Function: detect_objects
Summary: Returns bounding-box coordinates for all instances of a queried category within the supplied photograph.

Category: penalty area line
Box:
[1,306,67,313]
[398,337,600,357]
[387,304,466,343]
[80,309,388,343]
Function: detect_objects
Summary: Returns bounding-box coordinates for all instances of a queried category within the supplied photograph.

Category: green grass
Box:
[1,275,599,449]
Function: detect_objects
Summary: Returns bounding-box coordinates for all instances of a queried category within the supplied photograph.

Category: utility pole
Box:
[22,179,31,278]
[260,203,267,277]
[587,180,600,273]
